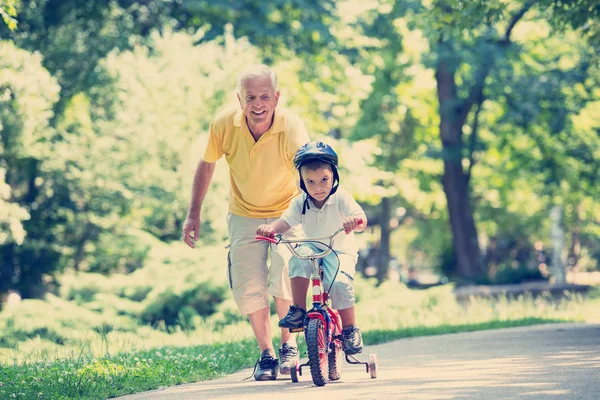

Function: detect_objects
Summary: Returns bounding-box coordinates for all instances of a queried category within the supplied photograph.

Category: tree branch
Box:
[456,2,534,128]
[466,97,484,185]
[503,2,535,43]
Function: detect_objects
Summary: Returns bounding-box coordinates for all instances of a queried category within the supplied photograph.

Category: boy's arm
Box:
[354,213,368,232]
[257,219,292,238]
[272,219,292,234]
[338,189,367,233]
[343,214,367,234]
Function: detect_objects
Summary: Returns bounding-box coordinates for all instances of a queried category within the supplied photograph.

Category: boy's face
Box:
[301,165,334,203]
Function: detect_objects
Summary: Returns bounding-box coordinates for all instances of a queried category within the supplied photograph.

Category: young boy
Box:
[256,141,367,355]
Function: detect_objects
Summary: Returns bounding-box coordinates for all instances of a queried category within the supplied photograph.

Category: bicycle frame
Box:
[256,227,346,335]
[256,219,376,385]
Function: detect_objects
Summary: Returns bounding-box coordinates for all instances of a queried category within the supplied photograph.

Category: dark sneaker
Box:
[279,342,299,375]
[278,305,307,329]
[342,325,363,355]
[251,350,279,381]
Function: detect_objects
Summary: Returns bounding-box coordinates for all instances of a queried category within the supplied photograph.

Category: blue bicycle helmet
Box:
[294,141,340,213]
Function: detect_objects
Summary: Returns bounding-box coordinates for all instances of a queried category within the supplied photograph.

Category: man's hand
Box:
[182,215,201,248]
[343,216,365,234]
[256,224,276,238]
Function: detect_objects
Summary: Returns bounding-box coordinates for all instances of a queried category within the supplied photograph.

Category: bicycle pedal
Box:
[289,327,304,333]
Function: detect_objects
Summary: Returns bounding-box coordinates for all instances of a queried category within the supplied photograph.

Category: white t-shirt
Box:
[280,187,365,258]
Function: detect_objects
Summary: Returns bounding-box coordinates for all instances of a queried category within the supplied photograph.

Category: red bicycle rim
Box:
[318,323,327,373]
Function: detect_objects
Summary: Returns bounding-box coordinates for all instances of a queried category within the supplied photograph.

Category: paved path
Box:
[118,323,600,400]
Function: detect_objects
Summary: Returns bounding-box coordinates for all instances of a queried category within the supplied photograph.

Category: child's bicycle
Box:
[256,222,377,387]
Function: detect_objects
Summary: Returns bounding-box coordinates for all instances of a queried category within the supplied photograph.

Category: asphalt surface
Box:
[118,323,600,400]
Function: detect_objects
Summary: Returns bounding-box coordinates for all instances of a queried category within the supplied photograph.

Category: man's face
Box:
[237,75,279,129]
[301,165,334,203]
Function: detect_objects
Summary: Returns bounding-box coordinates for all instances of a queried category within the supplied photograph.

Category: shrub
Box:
[140,280,227,328]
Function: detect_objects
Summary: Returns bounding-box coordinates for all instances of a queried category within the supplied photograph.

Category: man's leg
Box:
[227,214,278,380]
[268,222,302,374]
[247,307,275,354]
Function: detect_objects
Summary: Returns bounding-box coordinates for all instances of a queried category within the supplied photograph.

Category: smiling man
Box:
[182,65,309,381]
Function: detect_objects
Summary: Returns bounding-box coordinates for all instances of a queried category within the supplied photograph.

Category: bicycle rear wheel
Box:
[328,338,343,380]
[306,318,328,386]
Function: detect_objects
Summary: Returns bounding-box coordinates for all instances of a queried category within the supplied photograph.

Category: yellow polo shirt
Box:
[203,107,309,218]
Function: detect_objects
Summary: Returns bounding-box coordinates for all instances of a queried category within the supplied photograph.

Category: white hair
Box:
[236,64,278,94]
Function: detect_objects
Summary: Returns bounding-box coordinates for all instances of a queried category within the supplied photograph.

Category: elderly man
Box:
[182,65,309,381]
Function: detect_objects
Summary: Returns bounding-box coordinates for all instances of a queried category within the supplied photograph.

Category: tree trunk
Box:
[550,205,566,284]
[436,58,484,281]
[376,196,392,285]
[442,162,483,280]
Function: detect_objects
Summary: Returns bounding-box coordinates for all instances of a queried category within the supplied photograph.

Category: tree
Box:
[0,0,339,296]
[354,0,600,281]
[0,0,18,31]
[0,40,60,296]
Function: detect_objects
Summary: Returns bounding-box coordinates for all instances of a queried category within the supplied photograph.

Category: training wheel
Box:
[368,354,377,379]
[291,361,299,382]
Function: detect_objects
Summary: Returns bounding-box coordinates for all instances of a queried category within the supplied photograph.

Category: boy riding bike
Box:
[257,141,367,355]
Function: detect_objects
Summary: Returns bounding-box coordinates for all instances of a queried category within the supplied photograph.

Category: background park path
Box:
[118,322,600,400]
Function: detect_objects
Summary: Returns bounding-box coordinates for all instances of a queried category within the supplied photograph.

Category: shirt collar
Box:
[233,108,285,134]
[307,191,338,209]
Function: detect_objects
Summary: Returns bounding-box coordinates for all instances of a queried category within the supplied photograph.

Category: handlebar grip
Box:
[256,235,278,244]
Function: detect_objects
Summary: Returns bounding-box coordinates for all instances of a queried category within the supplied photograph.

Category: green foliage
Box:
[488,263,546,285]
[1,272,599,398]
[96,30,258,242]
[0,294,138,348]
[0,40,61,296]
[0,0,598,301]
[139,281,227,327]
[0,0,18,31]
[57,239,231,331]
[0,339,261,399]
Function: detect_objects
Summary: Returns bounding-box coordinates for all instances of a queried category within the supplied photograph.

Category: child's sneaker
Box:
[278,342,299,375]
[342,325,363,355]
[278,305,307,329]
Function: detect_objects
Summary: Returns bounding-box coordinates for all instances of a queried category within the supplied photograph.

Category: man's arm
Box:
[182,160,216,248]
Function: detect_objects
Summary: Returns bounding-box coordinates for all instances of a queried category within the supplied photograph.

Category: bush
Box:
[491,263,545,285]
[0,295,139,349]
[140,280,227,328]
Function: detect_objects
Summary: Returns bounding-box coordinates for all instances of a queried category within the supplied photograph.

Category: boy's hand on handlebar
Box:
[256,224,276,238]
[343,216,365,234]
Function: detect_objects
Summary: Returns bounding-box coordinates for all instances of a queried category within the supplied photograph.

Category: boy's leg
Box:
[291,276,310,308]
[278,258,311,328]
[323,253,363,355]
[274,297,294,344]
[338,306,356,328]
[267,223,298,346]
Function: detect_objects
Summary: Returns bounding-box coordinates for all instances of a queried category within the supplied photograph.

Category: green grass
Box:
[2,292,599,399]
[1,241,599,399]
[0,340,259,399]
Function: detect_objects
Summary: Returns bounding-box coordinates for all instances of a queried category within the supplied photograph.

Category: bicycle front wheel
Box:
[306,318,328,386]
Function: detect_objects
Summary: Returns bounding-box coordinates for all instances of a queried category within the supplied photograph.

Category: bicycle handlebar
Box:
[256,218,364,261]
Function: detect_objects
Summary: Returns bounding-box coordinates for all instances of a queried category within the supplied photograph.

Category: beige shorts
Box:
[226,213,299,315]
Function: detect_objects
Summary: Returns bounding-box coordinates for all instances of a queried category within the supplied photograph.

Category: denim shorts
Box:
[288,243,357,310]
